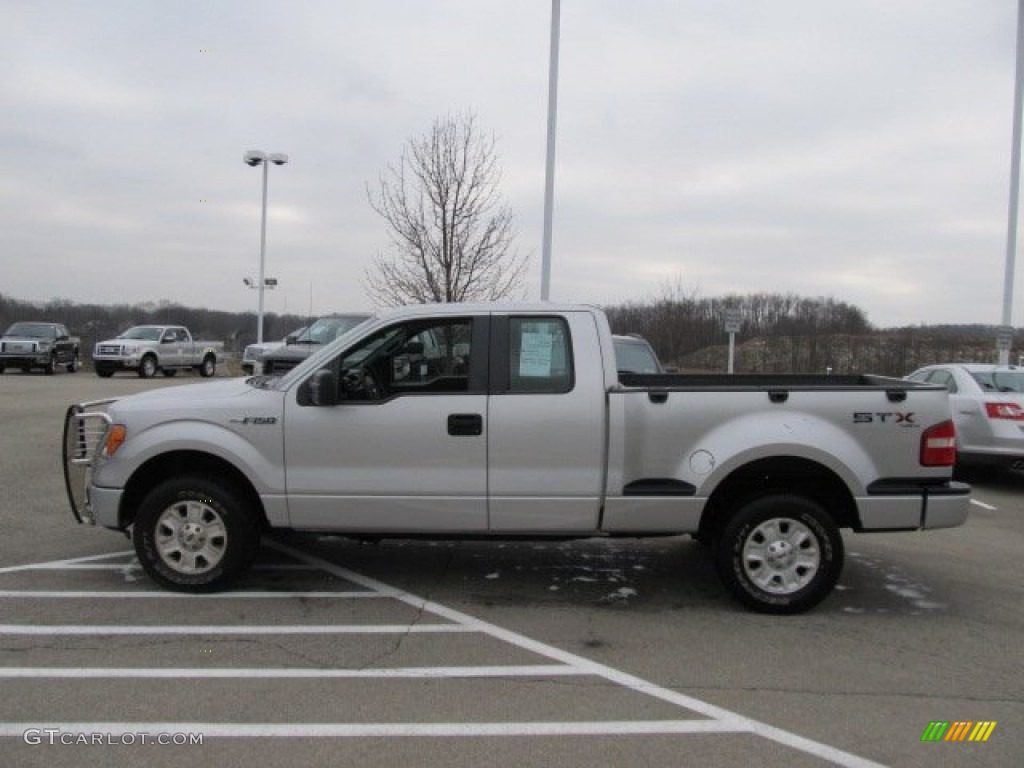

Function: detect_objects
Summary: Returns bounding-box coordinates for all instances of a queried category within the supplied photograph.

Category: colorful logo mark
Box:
[921,721,997,743]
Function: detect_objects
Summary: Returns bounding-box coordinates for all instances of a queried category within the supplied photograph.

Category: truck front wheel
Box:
[199,354,216,378]
[715,494,843,615]
[133,475,260,592]
[138,355,157,378]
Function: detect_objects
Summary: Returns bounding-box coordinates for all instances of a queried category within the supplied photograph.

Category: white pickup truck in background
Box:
[92,325,223,378]
[64,303,969,613]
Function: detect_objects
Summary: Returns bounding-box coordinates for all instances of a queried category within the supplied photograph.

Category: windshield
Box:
[295,316,370,345]
[4,322,56,339]
[970,370,1024,393]
[117,326,164,341]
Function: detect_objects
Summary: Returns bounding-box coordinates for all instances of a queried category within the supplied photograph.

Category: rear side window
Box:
[928,370,959,394]
[970,370,1024,393]
[508,317,573,393]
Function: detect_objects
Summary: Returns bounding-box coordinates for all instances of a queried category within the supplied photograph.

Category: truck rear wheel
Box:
[133,475,260,592]
[715,494,843,615]
[138,355,157,378]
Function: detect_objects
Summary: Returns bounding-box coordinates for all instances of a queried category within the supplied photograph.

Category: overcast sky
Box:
[2,1,1021,327]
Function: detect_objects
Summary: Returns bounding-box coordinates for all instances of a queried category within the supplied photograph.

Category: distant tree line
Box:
[603,284,1018,377]
[0,294,310,362]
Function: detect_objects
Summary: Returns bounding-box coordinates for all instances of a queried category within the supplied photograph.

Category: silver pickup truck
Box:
[63,303,969,613]
[93,325,223,378]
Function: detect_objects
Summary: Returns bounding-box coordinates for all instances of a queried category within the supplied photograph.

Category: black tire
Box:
[96,369,114,378]
[133,475,260,592]
[714,494,843,615]
[199,354,216,378]
[138,354,157,379]
[162,369,178,377]
[0,366,5,374]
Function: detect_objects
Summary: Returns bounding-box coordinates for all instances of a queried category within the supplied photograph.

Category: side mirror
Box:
[308,368,339,407]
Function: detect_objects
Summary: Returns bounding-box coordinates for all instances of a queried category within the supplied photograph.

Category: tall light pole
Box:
[1000,0,1024,365]
[244,150,288,344]
[540,0,561,301]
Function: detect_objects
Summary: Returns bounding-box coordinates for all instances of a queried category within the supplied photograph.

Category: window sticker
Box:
[519,331,554,377]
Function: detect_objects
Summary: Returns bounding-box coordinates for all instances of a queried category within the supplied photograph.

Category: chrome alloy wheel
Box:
[154,500,228,575]
[740,517,821,595]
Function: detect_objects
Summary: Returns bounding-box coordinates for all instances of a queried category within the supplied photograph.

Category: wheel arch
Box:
[698,456,859,544]
[120,450,269,532]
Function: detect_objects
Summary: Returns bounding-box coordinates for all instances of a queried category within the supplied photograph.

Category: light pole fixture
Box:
[243,149,289,344]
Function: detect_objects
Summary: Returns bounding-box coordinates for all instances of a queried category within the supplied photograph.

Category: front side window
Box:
[333,318,475,402]
[508,317,573,393]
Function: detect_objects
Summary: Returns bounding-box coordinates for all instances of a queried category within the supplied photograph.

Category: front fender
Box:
[93,420,285,497]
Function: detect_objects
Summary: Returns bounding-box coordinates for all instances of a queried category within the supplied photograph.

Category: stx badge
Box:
[853,412,916,425]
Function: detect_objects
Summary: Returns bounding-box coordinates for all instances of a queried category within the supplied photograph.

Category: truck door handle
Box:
[448,413,483,436]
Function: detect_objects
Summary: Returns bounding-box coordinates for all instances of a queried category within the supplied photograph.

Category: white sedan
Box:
[906,363,1024,469]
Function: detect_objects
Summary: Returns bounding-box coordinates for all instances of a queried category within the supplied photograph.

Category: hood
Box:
[261,343,319,362]
[108,378,261,420]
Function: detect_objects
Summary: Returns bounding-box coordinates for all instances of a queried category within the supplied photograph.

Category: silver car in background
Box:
[906,363,1024,468]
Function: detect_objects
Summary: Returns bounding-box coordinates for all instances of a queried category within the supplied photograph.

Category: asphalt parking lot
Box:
[0,370,1021,767]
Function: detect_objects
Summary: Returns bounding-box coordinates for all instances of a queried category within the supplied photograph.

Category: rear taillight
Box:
[984,402,1024,421]
[921,420,957,467]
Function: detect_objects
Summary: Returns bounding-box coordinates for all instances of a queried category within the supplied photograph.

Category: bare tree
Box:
[365,112,528,306]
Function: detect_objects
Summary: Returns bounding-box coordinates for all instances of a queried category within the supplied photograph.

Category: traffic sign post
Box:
[724,309,742,374]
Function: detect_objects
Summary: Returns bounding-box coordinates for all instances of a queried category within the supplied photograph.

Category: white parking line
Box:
[0,624,466,635]
[0,665,580,679]
[971,499,997,511]
[0,590,386,599]
[0,550,134,574]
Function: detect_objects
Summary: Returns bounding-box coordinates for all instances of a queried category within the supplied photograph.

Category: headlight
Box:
[37,341,51,351]
[122,344,139,354]
[102,425,127,458]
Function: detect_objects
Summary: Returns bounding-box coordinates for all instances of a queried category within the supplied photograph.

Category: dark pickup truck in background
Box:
[0,321,79,374]
[256,314,371,375]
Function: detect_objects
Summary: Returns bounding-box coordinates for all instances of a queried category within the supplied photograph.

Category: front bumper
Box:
[93,356,138,372]
[0,353,49,367]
